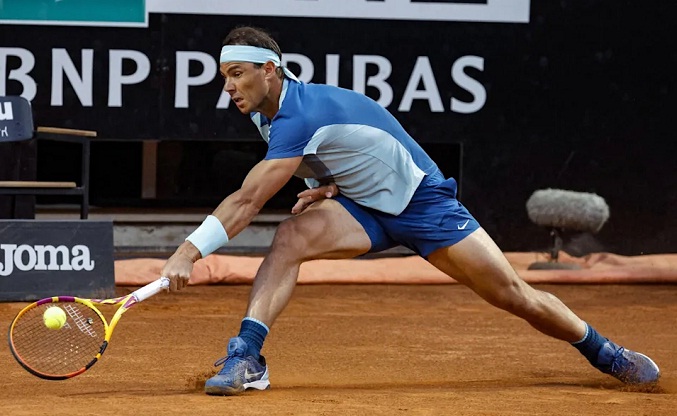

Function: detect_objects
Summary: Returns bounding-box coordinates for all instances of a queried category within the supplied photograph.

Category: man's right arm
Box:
[162,156,303,291]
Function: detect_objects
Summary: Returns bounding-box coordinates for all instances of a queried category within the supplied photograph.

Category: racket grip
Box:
[132,277,170,302]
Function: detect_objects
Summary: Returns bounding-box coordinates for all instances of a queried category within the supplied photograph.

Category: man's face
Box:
[220,62,269,114]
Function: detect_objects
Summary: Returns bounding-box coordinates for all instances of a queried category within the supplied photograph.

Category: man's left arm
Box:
[291,182,340,215]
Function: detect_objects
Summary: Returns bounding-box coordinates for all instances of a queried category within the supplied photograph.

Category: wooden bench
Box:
[0,126,97,219]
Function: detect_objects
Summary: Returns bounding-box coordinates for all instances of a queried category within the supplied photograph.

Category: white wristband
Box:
[185,215,229,258]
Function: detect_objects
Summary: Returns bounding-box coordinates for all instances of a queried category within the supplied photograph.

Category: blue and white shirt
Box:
[250,80,440,216]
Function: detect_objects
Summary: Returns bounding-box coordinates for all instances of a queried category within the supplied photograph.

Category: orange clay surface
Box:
[1,284,676,416]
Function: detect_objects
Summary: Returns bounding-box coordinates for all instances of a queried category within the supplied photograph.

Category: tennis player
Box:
[161,26,660,395]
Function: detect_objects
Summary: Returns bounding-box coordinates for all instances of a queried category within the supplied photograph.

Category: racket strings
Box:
[64,304,99,338]
[10,303,106,377]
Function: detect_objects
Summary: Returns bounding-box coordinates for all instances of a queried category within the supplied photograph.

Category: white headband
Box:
[220,45,299,82]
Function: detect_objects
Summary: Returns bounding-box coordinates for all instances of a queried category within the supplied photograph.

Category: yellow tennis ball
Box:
[43,306,67,330]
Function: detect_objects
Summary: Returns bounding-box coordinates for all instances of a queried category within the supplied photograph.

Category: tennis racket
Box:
[8,277,169,380]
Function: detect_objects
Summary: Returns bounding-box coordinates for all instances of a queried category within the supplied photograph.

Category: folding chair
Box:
[0,96,97,219]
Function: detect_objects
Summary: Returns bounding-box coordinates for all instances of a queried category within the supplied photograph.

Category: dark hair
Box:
[222,26,282,59]
[222,26,284,78]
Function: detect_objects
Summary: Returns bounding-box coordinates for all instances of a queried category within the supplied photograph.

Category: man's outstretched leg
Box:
[205,199,373,395]
[427,228,660,385]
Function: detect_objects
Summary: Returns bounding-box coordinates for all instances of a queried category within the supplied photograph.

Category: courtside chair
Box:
[0,95,97,219]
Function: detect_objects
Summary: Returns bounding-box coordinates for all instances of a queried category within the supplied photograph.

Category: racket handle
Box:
[132,277,170,302]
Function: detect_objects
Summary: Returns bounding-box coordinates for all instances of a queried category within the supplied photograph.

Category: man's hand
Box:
[161,246,198,291]
[291,183,339,215]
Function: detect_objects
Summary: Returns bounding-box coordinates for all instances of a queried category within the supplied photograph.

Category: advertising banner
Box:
[0,220,115,301]
[0,0,146,26]
[0,1,530,140]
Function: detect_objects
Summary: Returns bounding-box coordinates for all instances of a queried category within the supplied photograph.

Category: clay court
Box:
[1,283,676,415]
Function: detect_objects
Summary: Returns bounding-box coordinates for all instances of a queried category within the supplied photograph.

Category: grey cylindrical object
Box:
[526,188,610,233]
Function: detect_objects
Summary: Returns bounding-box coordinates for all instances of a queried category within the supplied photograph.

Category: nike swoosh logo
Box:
[245,368,264,381]
[457,220,470,230]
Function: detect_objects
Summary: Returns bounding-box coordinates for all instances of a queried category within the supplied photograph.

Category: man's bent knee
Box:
[269,218,310,259]
[269,204,371,262]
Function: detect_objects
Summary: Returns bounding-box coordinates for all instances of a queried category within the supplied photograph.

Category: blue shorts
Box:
[335,171,480,258]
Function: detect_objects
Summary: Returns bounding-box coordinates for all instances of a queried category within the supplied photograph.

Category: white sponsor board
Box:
[0,0,530,26]
[148,0,530,23]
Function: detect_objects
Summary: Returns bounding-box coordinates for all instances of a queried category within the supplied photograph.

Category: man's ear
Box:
[263,61,278,79]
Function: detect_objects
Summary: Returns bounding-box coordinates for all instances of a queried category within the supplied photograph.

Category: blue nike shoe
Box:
[595,341,660,384]
[204,337,270,395]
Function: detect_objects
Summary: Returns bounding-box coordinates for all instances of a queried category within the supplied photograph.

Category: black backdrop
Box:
[1,1,674,254]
